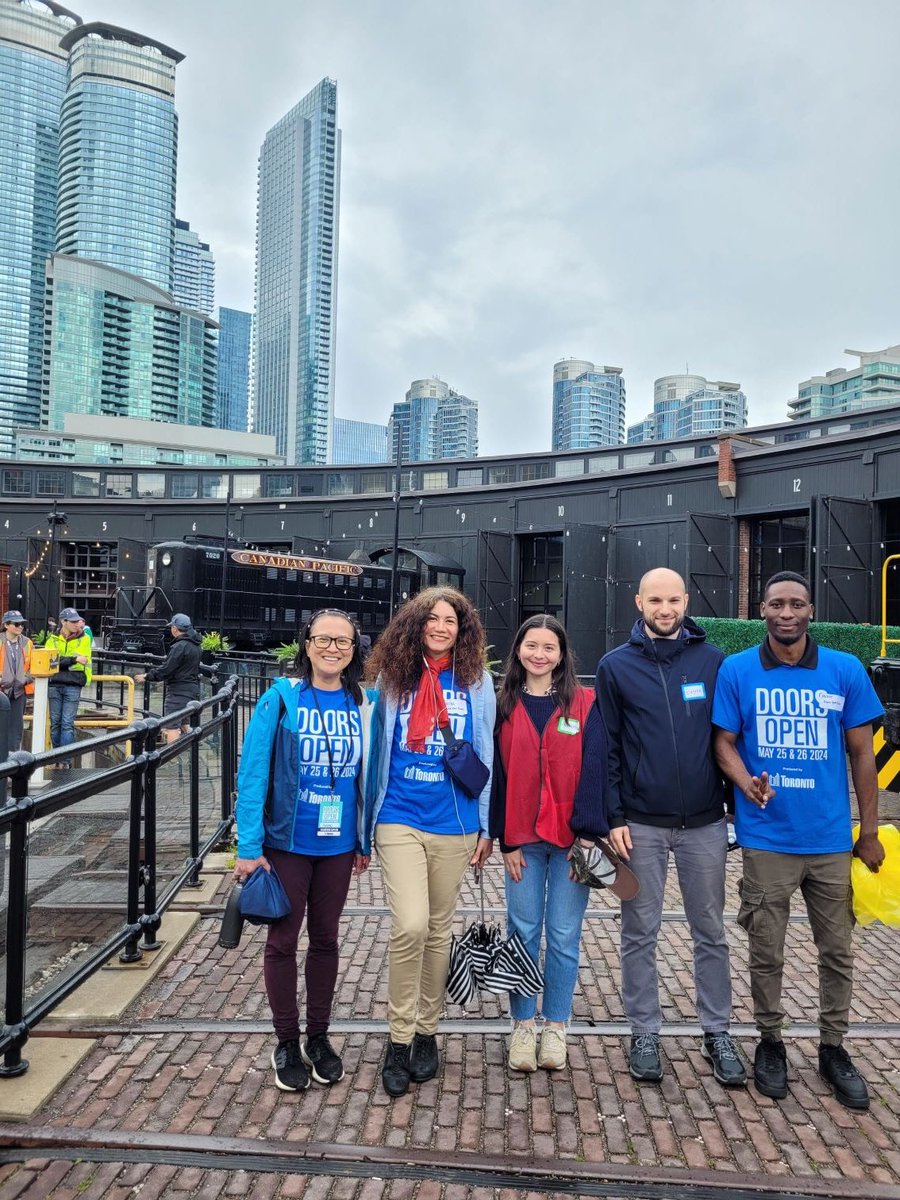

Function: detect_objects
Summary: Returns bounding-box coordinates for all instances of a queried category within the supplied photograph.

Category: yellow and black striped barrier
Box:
[874,725,900,792]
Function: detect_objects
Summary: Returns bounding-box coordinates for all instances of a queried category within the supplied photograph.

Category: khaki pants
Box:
[376,823,476,1044]
[737,848,853,1045]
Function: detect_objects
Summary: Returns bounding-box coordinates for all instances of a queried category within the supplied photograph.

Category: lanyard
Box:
[306,684,352,792]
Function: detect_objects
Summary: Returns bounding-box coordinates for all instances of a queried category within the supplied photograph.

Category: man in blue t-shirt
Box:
[713,571,884,1111]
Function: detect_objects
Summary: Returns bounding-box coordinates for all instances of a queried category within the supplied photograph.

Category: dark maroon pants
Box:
[263,845,355,1042]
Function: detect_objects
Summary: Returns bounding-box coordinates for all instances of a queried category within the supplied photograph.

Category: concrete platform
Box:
[0,1038,95,1123]
[50,910,200,1021]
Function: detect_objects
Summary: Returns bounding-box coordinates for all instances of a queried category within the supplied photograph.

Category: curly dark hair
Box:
[366,586,487,697]
[293,608,364,704]
[496,614,581,725]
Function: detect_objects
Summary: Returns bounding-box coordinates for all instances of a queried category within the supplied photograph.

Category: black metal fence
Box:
[0,673,240,1078]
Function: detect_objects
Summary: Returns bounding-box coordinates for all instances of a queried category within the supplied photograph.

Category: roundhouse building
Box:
[2,403,899,667]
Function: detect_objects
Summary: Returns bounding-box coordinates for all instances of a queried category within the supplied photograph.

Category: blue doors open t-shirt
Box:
[378,669,478,836]
[291,685,362,855]
[712,644,883,854]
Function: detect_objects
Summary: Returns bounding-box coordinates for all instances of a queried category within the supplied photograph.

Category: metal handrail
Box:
[0,675,240,1078]
[881,554,900,658]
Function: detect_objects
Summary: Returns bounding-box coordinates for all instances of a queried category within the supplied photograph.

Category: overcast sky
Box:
[90,0,900,455]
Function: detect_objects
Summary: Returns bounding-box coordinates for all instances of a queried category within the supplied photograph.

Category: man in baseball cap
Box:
[135,614,201,743]
[1,611,34,751]
[46,608,92,761]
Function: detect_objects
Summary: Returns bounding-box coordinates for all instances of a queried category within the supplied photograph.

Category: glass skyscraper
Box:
[0,0,80,458]
[552,358,626,450]
[173,219,215,315]
[649,373,706,442]
[56,22,181,292]
[627,374,748,442]
[389,377,479,461]
[788,345,900,421]
[433,393,477,459]
[44,255,218,430]
[216,307,252,432]
[332,418,389,464]
[253,78,340,465]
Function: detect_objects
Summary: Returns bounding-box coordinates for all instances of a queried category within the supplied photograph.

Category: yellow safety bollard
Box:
[28,645,59,787]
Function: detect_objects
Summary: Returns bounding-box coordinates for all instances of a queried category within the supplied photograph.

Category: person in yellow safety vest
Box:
[46,607,92,760]
[0,610,34,752]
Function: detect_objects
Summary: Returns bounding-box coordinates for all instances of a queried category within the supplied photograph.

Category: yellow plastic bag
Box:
[851,824,900,927]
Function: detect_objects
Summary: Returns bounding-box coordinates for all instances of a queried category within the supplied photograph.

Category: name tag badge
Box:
[681,682,707,702]
[557,717,580,735]
[317,798,343,837]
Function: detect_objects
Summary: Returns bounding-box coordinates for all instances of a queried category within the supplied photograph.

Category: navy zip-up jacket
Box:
[595,616,728,830]
[144,628,202,691]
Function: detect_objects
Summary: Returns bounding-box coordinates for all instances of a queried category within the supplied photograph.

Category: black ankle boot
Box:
[753,1038,787,1099]
[381,1039,411,1097]
[818,1043,869,1110]
[409,1033,439,1082]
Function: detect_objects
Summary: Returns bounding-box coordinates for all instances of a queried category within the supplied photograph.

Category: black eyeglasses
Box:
[6,622,23,627]
[308,634,355,651]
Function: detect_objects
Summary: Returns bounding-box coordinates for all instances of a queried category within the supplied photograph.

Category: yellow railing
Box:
[73,675,136,731]
[25,674,136,754]
[881,555,900,658]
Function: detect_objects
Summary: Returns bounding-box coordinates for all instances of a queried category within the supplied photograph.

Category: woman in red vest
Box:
[490,614,609,1073]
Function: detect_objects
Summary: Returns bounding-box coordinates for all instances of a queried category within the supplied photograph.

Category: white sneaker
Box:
[508,1023,537,1072]
[538,1025,567,1070]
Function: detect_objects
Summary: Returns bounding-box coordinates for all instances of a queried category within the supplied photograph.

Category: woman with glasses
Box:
[363,587,495,1097]
[234,609,371,1093]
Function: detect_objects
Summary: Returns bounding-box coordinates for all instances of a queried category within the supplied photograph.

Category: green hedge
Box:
[695,617,900,667]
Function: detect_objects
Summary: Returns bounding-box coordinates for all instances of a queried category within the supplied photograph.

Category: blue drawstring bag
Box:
[439,725,490,799]
[239,864,292,925]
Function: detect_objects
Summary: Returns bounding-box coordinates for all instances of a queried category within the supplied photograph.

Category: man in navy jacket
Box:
[595,567,745,1088]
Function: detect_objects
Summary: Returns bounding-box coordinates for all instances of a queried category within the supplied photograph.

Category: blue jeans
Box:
[49,684,82,749]
[505,841,590,1022]
[620,819,732,1035]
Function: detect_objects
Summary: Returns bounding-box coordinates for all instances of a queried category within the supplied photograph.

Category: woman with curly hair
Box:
[363,587,495,1097]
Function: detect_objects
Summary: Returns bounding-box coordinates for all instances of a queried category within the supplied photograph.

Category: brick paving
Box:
[0,846,893,1199]
[0,777,897,1197]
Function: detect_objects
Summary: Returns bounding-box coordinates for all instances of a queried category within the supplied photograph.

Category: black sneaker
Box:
[271,1039,310,1091]
[818,1043,869,1110]
[753,1038,787,1099]
[629,1033,663,1082]
[701,1032,747,1087]
[302,1033,344,1085]
[409,1033,439,1083]
[381,1039,411,1097]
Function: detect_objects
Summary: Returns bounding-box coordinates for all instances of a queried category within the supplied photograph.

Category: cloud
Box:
[87,0,900,453]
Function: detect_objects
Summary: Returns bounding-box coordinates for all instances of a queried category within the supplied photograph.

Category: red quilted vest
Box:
[498,687,594,848]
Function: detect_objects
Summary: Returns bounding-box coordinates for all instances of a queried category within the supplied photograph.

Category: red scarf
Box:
[405,653,452,752]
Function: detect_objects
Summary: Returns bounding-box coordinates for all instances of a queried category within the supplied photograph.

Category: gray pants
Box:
[1,692,26,753]
[621,818,732,1035]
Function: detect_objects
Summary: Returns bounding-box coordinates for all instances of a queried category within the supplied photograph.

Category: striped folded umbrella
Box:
[446,870,543,1007]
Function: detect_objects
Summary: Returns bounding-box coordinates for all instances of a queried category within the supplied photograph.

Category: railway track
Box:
[1,1125,897,1200]
[32,1017,900,1039]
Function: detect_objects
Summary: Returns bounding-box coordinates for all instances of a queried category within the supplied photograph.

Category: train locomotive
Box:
[103,538,465,653]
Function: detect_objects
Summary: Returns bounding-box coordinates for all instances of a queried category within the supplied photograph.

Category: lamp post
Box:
[43,502,68,630]
[389,431,403,617]
[219,487,231,633]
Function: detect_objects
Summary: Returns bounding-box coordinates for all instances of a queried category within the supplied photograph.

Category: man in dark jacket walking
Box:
[595,567,745,1088]
[135,613,202,743]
